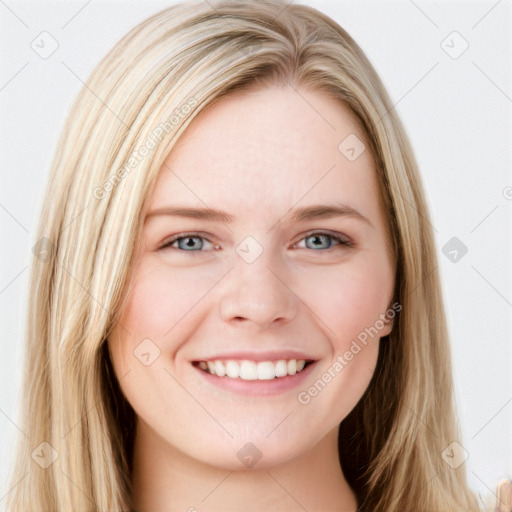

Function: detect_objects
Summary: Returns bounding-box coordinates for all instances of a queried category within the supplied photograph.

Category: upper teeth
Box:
[197,359,307,380]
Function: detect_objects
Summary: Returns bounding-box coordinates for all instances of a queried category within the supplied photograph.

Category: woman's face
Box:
[108,85,395,470]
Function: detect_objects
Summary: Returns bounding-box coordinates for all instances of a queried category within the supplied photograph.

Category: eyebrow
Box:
[145,203,372,227]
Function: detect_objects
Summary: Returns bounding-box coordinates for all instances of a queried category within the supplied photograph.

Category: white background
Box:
[0,1,510,510]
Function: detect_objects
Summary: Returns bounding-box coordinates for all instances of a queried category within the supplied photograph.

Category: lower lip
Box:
[193,361,317,396]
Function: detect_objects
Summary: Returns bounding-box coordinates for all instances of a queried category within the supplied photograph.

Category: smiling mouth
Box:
[192,359,315,381]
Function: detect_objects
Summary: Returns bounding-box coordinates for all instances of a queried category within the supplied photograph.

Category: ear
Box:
[380,316,394,337]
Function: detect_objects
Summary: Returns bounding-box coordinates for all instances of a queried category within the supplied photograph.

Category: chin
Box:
[191,435,309,472]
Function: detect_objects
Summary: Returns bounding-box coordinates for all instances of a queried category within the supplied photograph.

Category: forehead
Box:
[149,85,380,225]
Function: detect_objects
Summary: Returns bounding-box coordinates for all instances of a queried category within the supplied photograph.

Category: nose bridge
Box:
[219,235,296,326]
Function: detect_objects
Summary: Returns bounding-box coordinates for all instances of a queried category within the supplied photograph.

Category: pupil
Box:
[311,235,326,248]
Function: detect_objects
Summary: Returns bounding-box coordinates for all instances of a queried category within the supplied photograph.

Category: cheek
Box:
[304,254,394,349]
[294,257,392,421]
[117,261,215,341]
[107,262,211,415]
[109,260,225,389]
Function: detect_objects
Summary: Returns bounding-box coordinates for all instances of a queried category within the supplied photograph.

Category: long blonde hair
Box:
[5,1,482,510]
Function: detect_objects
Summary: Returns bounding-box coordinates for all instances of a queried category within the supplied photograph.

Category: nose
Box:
[218,248,299,329]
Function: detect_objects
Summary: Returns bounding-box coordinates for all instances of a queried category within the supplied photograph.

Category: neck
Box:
[130,421,358,512]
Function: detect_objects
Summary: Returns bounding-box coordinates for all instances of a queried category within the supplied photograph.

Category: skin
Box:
[108,84,396,512]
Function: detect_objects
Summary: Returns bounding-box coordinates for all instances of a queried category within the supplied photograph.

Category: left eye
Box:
[159,232,352,252]
[294,232,352,250]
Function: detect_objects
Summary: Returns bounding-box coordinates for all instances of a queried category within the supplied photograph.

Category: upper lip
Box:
[193,350,318,362]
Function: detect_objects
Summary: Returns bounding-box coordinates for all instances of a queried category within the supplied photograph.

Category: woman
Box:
[5,1,482,510]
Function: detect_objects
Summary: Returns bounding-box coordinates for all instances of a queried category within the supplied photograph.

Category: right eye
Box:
[159,232,215,252]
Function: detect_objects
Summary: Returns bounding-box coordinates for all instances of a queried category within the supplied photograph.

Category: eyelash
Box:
[158,231,353,253]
